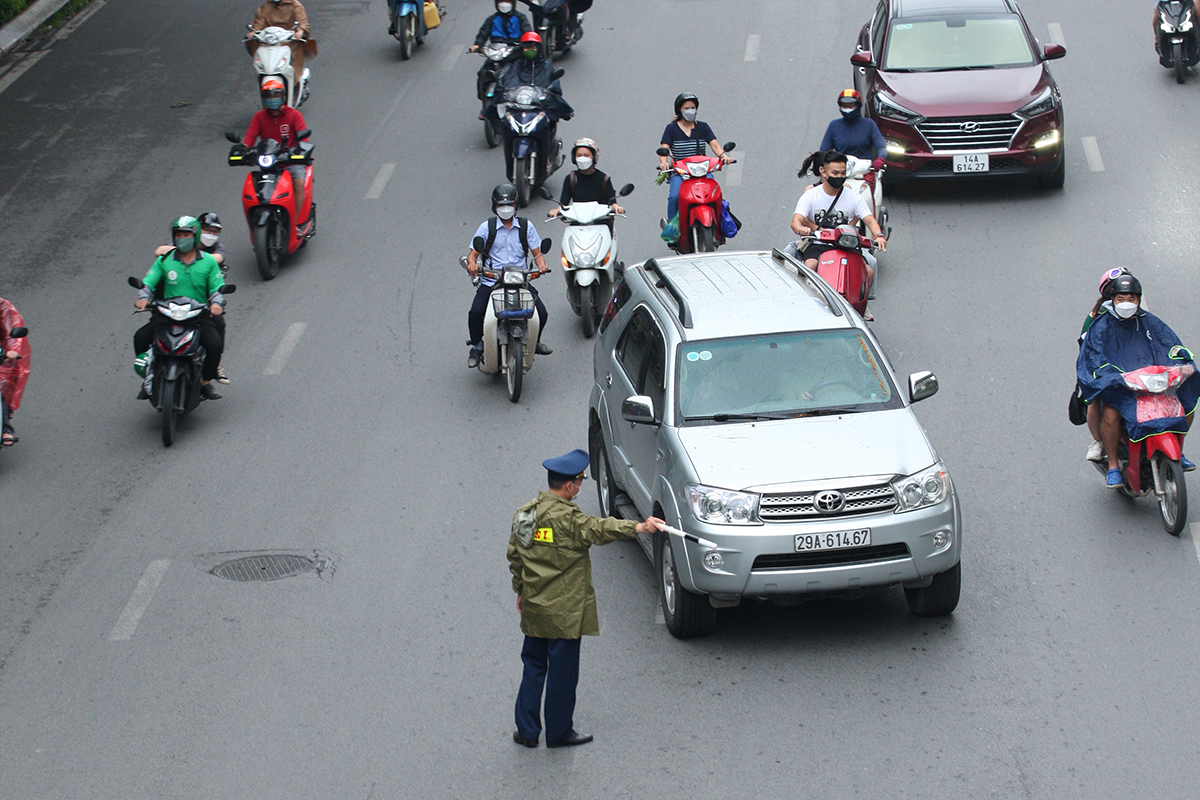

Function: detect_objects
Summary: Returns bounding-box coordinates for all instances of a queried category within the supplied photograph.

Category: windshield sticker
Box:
[699,351,712,361]
[687,351,700,362]
[896,23,912,29]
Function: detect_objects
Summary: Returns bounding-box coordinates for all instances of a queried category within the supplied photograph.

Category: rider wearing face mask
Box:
[658,93,731,225]
[1077,273,1200,486]
[153,213,230,383]
[548,138,622,226]
[470,0,531,51]
[820,90,887,166]
[241,79,310,228]
[465,184,553,369]
[246,0,313,81]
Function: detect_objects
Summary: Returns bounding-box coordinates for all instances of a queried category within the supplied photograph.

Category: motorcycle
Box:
[246,24,314,107]
[1156,0,1200,83]
[474,42,517,148]
[786,223,874,317]
[127,277,237,447]
[1093,364,1193,535]
[460,234,552,403]
[225,131,316,281]
[519,0,583,57]
[0,324,29,450]
[391,0,439,61]
[846,155,890,240]
[657,143,736,254]
[542,184,634,337]
[498,79,566,207]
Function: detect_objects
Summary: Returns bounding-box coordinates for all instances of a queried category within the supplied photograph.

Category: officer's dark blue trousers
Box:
[515,635,581,745]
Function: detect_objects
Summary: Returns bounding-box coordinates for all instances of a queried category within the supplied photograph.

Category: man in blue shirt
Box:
[465,183,552,368]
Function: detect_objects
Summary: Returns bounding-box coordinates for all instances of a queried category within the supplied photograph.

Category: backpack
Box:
[482,216,531,269]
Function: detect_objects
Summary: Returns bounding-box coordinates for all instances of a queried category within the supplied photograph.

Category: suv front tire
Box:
[657,530,717,638]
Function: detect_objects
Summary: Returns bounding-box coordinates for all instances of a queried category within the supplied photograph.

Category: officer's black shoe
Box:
[200,383,222,400]
[547,730,592,748]
[137,387,150,400]
[512,732,538,748]
[535,341,553,356]
[467,343,483,368]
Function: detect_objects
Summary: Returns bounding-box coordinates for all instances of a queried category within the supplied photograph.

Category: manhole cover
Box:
[211,554,317,582]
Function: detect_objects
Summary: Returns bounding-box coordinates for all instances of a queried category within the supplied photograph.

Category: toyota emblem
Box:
[814,490,846,515]
[960,121,979,133]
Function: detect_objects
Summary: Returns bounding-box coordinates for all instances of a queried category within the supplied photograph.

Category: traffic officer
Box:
[507,449,664,748]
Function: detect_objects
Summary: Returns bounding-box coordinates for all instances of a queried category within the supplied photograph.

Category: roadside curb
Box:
[0,0,73,58]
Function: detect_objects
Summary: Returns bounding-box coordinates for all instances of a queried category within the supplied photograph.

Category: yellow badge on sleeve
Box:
[533,527,554,543]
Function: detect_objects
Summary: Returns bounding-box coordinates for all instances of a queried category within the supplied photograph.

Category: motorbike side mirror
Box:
[909,371,939,403]
[722,142,736,153]
[550,69,565,81]
[536,185,555,201]
[656,146,670,157]
[221,284,237,294]
[224,132,241,143]
[128,276,144,289]
[540,237,552,252]
[472,236,486,253]
[621,395,657,425]
[619,183,635,197]
[1041,42,1066,60]
[296,129,312,141]
[246,23,254,30]
[850,51,875,67]
[9,327,27,338]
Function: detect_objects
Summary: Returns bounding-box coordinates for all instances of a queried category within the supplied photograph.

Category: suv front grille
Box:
[917,115,1021,152]
[752,543,911,571]
[759,484,897,521]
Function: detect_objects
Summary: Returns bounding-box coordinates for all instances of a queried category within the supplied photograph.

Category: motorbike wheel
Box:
[1175,41,1187,83]
[252,221,280,280]
[400,14,415,60]
[484,117,500,149]
[580,283,597,338]
[506,333,523,403]
[1156,455,1188,535]
[514,155,533,208]
[691,223,715,253]
[161,378,178,447]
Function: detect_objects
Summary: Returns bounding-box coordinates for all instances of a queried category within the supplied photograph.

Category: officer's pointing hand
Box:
[635,517,665,535]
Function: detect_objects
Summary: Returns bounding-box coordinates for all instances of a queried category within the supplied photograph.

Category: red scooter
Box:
[225,131,316,280]
[1093,364,1193,535]
[790,224,873,317]
[657,142,736,254]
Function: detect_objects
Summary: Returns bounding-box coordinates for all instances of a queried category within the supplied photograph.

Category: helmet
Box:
[492,183,519,208]
[261,77,286,107]
[674,92,699,118]
[198,212,222,230]
[1110,273,1143,297]
[171,215,201,238]
[1098,266,1129,298]
[572,137,598,165]
[520,31,542,45]
[838,88,862,108]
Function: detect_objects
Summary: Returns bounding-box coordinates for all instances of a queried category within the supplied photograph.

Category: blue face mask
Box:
[265,97,283,110]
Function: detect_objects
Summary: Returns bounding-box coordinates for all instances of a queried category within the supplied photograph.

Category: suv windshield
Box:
[883,17,1035,71]
[677,330,902,424]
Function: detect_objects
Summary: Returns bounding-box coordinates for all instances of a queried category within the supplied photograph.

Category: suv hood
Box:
[677,409,936,490]
[880,65,1046,117]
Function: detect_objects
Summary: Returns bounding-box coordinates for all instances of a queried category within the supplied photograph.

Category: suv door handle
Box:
[604,372,612,387]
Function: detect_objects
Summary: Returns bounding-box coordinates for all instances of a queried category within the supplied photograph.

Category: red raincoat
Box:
[0,298,30,411]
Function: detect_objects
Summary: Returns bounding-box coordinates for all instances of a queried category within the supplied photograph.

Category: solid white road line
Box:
[725,153,744,187]
[109,560,170,641]
[1081,136,1105,172]
[366,163,397,199]
[744,34,761,62]
[1190,523,1200,564]
[1047,23,1065,47]
[264,322,307,375]
[441,43,466,71]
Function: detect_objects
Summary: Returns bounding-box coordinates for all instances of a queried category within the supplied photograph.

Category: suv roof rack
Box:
[643,258,693,328]
[771,247,845,318]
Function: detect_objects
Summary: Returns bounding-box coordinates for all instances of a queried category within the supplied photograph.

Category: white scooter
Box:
[544,183,633,338]
[846,155,890,240]
[247,24,313,108]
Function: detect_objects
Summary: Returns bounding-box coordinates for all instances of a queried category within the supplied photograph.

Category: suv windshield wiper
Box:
[686,412,793,423]
[794,405,864,417]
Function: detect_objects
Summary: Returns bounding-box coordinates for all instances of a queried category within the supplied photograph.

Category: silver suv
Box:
[588,249,961,638]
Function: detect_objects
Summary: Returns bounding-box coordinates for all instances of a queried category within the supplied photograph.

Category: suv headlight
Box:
[686,484,760,525]
[873,94,924,124]
[892,464,950,513]
[1017,87,1059,118]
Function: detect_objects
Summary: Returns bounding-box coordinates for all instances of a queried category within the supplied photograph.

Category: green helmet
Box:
[171,215,201,237]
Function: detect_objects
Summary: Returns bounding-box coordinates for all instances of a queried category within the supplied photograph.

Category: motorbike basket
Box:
[493,288,535,318]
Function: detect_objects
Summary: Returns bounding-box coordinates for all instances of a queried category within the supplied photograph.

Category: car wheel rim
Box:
[662,540,676,615]
[598,451,610,514]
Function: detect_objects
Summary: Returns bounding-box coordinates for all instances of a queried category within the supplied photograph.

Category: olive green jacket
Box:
[507,492,639,639]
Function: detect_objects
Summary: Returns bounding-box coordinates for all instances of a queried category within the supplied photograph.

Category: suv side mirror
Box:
[618,183,634,197]
[1042,42,1066,60]
[621,395,657,425]
[909,371,939,403]
[851,51,875,67]
[9,326,27,338]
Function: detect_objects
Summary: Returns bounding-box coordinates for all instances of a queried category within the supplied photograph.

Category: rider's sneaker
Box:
[1106,468,1123,488]
[535,341,553,356]
[467,343,483,369]
[216,365,231,385]
[1086,441,1104,463]
[387,21,397,34]
[200,383,222,401]
[1183,456,1196,472]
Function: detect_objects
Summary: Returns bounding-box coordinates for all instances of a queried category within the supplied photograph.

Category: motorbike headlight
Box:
[258,154,275,168]
[515,87,538,105]
[1144,373,1170,393]
[837,231,860,248]
[1161,11,1176,32]
[687,161,709,178]
[686,483,760,526]
[892,464,950,513]
[568,239,602,268]
[502,270,525,286]
[1017,87,1059,118]
[1182,9,1194,30]
[874,94,924,124]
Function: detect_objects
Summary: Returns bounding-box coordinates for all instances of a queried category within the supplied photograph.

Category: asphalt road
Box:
[2,0,1200,796]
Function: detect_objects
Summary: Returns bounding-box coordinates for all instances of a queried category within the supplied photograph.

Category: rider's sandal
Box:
[1,433,17,447]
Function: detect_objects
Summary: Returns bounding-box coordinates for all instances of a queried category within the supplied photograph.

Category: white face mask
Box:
[575,156,593,171]
[497,2,513,12]
[1114,301,1139,319]
[496,205,516,220]
[681,108,697,122]
[200,232,220,247]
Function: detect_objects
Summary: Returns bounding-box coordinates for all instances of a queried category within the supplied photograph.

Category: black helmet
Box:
[492,183,518,207]
[674,92,699,118]
[1110,273,1142,297]
[198,212,222,230]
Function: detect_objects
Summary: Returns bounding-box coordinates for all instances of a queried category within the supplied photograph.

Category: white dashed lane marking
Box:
[109,560,170,641]
[1081,137,1105,172]
[744,34,760,62]
[1047,22,1065,46]
[264,322,307,375]
[441,43,466,71]
[1190,523,1200,564]
[366,163,397,199]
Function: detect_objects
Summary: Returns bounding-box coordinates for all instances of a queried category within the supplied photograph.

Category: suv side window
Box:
[870,0,887,55]
[615,307,653,389]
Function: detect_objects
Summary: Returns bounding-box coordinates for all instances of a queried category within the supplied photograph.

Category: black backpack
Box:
[482,216,531,269]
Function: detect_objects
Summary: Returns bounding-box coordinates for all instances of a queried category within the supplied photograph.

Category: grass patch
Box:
[0,0,91,32]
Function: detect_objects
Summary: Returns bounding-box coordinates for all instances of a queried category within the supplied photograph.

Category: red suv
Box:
[851,0,1066,187]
